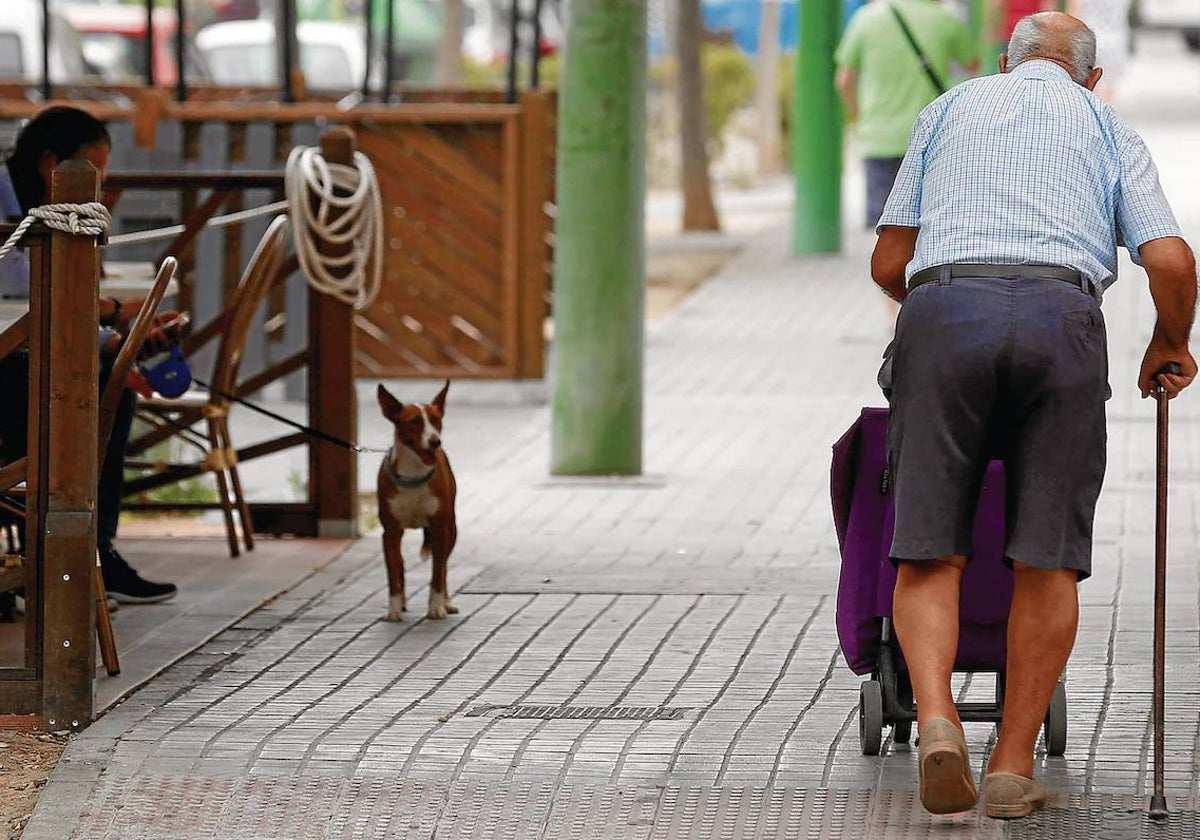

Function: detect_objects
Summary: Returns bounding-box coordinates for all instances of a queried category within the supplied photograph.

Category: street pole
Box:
[144,0,155,86]
[551,0,647,476]
[40,0,51,100]
[279,0,297,102]
[792,0,841,254]
[174,0,187,101]
[362,0,376,97]
[505,0,520,104]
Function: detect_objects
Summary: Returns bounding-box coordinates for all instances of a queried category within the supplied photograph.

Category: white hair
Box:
[1007,13,1096,84]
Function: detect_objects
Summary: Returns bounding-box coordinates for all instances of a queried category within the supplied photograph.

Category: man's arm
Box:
[871,226,918,303]
[1138,236,1198,399]
[836,66,858,123]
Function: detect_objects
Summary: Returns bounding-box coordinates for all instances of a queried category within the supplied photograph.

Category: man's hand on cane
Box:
[1139,336,1196,399]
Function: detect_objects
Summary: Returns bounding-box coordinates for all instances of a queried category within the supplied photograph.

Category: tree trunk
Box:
[677,0,720,231]
[552,0,648,475]
[755,0,782,175]
[438,0,466,86]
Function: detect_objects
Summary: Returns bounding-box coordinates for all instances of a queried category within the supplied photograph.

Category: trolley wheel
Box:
[893,674,914,744]
[860,680,884,756]
[1043,680,1067,757]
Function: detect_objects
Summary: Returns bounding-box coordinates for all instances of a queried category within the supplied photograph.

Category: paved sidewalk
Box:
[25,37,1200,840]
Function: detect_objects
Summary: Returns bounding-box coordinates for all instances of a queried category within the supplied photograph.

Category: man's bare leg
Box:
[894,554,977,813]
[892,555,967,728]
[988,563,1079,778]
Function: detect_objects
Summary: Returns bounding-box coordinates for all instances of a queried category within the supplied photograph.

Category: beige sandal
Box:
[983,772,1050,819]
[918,718,978,814]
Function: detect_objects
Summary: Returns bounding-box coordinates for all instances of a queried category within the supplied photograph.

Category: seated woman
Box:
[0,105,177,604]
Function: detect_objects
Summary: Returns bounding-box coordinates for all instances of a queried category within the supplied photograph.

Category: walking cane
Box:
[1150,361,1181,821]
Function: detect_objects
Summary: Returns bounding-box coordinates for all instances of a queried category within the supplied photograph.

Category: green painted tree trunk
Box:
[973,0,1002,74]
[551,0,647,476]
[792,0,842,254]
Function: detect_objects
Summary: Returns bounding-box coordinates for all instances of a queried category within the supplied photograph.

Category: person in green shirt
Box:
[836,0,980,229]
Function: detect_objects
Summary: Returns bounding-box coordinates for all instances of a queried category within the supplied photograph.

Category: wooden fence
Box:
[0,141,363,725]
[106,131,359,539]
[0,90,557,381]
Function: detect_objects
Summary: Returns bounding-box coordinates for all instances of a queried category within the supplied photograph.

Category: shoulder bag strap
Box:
[888,4,947,96]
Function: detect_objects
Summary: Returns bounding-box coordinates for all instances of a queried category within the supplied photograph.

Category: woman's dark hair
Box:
[6,106,111,214]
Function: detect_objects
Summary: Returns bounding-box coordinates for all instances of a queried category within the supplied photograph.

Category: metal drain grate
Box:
[468,704,688,721]
[1007,806,1199,840]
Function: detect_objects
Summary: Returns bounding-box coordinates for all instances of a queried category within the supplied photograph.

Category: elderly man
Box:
[872,13,1197,820]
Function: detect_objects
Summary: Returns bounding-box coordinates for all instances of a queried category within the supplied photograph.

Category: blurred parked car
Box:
[196,19,382,91]
[0,0,90,83]
[1135,0,1200,51]
[210,0,262,22]
[59,3,210,85]
[189,0,262,30]
[463,0,561,65]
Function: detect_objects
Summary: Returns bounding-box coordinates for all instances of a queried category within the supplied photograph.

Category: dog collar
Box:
[385,448,436,488]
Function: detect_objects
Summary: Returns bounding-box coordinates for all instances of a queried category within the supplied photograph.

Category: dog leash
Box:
[190,376,390,454]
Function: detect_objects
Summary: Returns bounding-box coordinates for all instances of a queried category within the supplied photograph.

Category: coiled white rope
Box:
[285,145,384,311]
[0,202,112,263]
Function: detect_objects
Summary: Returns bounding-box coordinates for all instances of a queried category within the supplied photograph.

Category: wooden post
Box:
[37,161,101,729]
[307,128,359,538]
[517,90,552,379]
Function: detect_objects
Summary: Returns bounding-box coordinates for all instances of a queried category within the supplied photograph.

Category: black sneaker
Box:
[100,545,178,604]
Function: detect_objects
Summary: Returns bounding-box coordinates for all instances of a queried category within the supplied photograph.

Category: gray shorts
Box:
[865,157,904,230]
[886,271,1110,580]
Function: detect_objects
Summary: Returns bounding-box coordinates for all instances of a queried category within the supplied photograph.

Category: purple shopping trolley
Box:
[830,407,1067,756]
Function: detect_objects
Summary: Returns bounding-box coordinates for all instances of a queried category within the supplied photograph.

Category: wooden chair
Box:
[93,256,178,675]
[127,217,291,558]
[0,255,178,677]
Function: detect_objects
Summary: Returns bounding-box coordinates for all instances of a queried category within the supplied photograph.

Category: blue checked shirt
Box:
[878,59,1182,294]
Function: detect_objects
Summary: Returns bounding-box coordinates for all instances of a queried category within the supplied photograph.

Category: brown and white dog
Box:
[376,381,458,620]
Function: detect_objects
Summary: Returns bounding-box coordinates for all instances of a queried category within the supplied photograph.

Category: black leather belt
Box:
[909,263,1092,295]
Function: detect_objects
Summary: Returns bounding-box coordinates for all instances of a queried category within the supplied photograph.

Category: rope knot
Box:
[0,202,111,264]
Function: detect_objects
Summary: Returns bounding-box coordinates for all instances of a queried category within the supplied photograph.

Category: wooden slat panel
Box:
[387,213,503,311]
[392,123,504,208]
[385,177,504,278]
[352,115,526,378]
[366,298,500,368]
[357,306,457,370]
[380,252,504,344]
[358,130,504,243]
[354,320,439,375]
[445,124,505,178]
